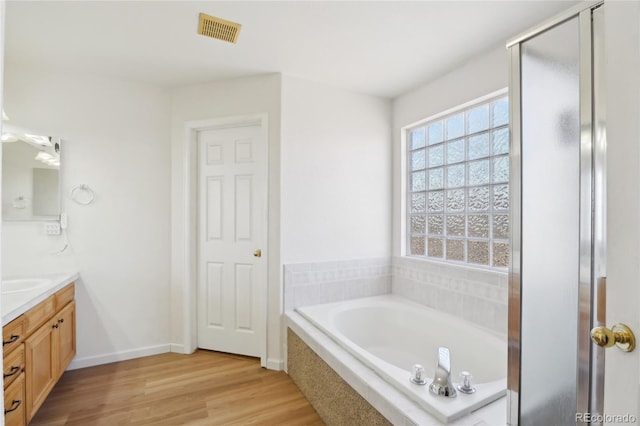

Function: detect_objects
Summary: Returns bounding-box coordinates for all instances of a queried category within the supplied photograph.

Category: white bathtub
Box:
[296,295,507,423]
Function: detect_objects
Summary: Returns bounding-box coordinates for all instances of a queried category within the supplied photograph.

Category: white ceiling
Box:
[4,1,579,99]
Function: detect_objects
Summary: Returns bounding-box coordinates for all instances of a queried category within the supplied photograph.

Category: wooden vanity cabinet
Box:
[3,283,76,425]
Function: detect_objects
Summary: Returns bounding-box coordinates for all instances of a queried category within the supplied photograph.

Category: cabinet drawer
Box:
[4,372,25,426]
[24,296,55,336]
[3,316,25,357]
[55,283,75,311]
[3,344,24,388]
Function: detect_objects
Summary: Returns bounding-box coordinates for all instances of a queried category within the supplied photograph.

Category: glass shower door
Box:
[519,16,581,425]
[508,2,605,425]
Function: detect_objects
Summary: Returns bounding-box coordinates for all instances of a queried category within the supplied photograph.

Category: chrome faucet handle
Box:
[429,347,457,397]
[410,364,427,385]
[457,371,476,394]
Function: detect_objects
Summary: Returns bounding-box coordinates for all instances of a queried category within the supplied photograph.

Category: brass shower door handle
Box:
[590,323,636,352]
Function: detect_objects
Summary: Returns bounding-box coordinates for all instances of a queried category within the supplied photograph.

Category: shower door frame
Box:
[507,1,605,424]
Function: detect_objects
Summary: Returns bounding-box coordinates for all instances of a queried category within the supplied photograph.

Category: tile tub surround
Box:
[282,257,508,423]
[392,256,508,335]
[283,256,507,336]
[285,312,507,426]
[283,257,392,311]
[287,328,391,426]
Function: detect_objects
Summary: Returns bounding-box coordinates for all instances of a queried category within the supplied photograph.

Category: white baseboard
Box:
[67,344,281,371]
[170,343,191,354]
[67,344,171,370]
[266,357,283,371]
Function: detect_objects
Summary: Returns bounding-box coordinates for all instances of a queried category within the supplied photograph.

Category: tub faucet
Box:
[429,347,457,397]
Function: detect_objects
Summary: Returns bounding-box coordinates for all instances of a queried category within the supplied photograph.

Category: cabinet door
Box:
[55,301,76,377]
[24,320,56,422]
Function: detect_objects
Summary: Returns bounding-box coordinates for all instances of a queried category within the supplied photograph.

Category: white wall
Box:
[2,64,172,368]
[2,67,391,372]
[280,75,392,264]
[392,45,508,257]
[170,74,282,365]
[170,74,392,368]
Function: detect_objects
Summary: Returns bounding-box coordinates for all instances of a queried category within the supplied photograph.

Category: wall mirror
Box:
[2,123,61,221]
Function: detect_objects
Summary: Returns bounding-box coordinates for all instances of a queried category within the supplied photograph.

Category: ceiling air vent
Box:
[198,13,241,44]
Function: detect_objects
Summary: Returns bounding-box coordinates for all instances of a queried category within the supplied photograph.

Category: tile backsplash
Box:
[392,256,508,334]
[283,255,508,335]
[283,257,392,311]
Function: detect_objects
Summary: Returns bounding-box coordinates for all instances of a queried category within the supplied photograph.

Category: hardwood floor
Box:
[29,350,324,426]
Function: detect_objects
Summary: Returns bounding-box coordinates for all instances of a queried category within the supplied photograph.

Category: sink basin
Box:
[2,278,52,294]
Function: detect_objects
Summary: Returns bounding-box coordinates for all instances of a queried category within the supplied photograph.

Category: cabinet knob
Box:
[52,323,59,329]
[58,318,64,324]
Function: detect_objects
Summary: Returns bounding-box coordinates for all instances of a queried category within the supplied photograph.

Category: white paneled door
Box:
[196,124,267,357]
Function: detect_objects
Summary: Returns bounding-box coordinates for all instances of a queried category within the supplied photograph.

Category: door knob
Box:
[590,323,636,352]
[253,249,262,258]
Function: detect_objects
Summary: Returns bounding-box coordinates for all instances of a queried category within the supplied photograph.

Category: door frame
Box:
[181,113,269,367]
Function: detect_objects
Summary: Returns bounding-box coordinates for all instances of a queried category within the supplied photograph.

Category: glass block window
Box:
[407,95,509,269]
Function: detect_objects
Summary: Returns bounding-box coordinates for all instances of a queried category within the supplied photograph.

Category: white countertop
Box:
[1,272,79,325]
